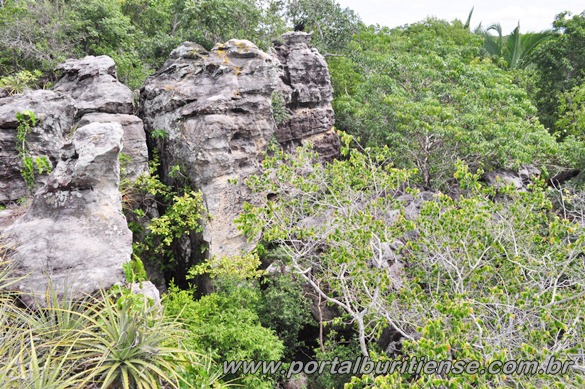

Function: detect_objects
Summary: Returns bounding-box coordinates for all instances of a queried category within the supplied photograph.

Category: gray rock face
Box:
[2,122,132,306]
[140,34,340,261]
[140,39,282,259]
[0,56,148,203]
[0,90,76,202]
[53,56,134,116]
[273,32,340,160]
[77,113,149,183]
[0,56,146,304]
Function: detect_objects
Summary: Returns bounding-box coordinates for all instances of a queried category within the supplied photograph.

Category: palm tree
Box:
[482,22,552,69]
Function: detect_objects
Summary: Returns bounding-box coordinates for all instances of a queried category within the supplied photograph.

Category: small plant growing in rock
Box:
[15,110,52,191]
[151,128,169,139]
[118,152,131,178]
[130,157,208,270]
[123,255,148,283]
[271,91,290,127]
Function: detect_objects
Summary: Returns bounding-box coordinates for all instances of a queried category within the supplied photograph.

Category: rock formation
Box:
[483,166,541,191]
[0,32,340,300]
[0,90,76,202]
[53,56,134,116]
[140,39,282,261]
[140,33,340,263]
[0,56,145,303]
[0,55,148,204]
[273,32,340,160]
[53,56,149,184]
[77,113,148,183]
[3,122,131,305]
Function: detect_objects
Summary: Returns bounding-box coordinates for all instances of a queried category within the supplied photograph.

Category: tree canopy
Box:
[2,2,585,388]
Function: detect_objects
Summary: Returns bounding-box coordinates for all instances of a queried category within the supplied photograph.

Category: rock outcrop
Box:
[0,56,145,303]
[54,56,148,184]
[273,32,340,160]
[483,166,541,191]
[0,32,340,299]
[3,122,132,305]
[77,113,148,183]
[140,33,340,262]
[53,56,134,116]
[140,39,281,261]
[0,56,148,204]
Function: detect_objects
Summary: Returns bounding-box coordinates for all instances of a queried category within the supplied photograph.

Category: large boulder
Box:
[483,166,541,191]
[53,55,134,116]
[77,113,149,183]
[53,56,148,184]
[2,122,132,306]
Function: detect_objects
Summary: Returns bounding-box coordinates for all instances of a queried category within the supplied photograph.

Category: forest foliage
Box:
[2,1,585,388]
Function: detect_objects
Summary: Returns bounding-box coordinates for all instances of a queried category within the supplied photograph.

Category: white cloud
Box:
[336,0,584,33]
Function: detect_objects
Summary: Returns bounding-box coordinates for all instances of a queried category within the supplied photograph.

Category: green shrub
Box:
[15,110,52,191]
[0,70,42,95]
[271,90,290,127]
[259,274,312,357]
[164,283,284,388]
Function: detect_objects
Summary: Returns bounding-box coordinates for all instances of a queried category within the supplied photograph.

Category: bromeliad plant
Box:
[0,257,202,388]
[66,290,195,389]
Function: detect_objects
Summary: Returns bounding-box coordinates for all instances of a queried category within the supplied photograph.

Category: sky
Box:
[335,0,584,33]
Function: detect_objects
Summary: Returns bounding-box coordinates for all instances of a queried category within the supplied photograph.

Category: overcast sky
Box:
[335,0,584,33]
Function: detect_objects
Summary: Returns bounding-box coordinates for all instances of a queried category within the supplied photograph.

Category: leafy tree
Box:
[0,0,286,88]
[0,0,73,74]
[281,0,361,54]
[330,21,558,188]
[0,0,149,88]
[258,274,312,358]
[532,11,585,133]
[66,0,150,88]
[238,139,585,388]
[556,82,585,138]
[237,138,416,356]
[183,0,285,49]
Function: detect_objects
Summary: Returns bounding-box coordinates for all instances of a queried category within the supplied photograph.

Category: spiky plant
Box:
[24,281,91,342]
[3,331,83,389]
[64,291,197,389]
[0,244,210,388]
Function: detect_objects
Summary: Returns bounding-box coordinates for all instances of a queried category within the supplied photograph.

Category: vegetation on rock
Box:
[2,1,585,388]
